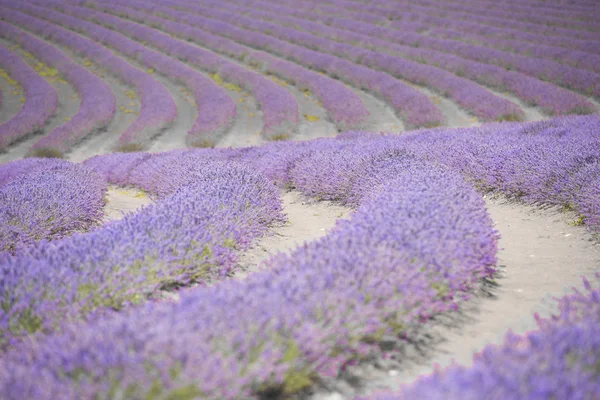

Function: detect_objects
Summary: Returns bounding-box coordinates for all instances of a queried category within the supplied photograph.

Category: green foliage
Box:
[269,133,290,141]
[117,143,145,153]
[28,147,64,159]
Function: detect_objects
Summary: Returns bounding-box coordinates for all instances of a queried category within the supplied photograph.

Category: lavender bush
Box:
[368,275,600,400]
[0,46,57,150]
[0,155,283,347]
[0,161,107,253]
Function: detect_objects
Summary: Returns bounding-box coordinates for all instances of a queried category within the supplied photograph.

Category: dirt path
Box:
[233,191,352,279]
[102,186,153,223]
[410,84,480,128]
[353,89,404,134]
[147,77,194,154]
[310,195,600,399]
[485,86,546,122]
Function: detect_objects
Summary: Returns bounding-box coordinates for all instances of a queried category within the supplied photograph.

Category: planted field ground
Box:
[0,0,599,399]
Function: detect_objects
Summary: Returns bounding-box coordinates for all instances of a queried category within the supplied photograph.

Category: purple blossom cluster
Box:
[367,274,600,400]
[0,157,71,187]
[211,0,596,116]
[0,143,498,398]
[0,4,177,151]
[0,46,57,150]
[138,0,524,122]
[0,154,283,347]
[0,160,107,253]
[0,21,116,157]
[89,0,375,131]
[45,0,300,142]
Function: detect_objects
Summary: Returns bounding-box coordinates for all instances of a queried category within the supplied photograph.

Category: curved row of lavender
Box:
[430,27,600,75]
[0,46,57,150]
[401,0,600,42]
[0,142,499,398]
[84,0,376,131]
[0,153,283,348]
[227,0,598,113]
[0,5,177,151]
[3,1,237,148]
[0,157,70,186]
[139,0,525,121]
[0,21,116,157]
[425,0,599,31]
[38,0,299,142]
[388,2,599,53]
[327,0,600,93]
[88,0,443,130]
[367,274,600,400]
[425,0,600,32]
[108,0,523,126]
[0,160,107,254]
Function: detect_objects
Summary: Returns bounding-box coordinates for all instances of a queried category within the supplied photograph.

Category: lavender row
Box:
[368,274,600,400]
[85,0,376,131]
[0,21,116,157]
[322,2,600,100]
[444,0,599,24]
[0,154,283,347]
[82,0,439,130]
[154,0,522,121]
[346,115,600,234]
[18,1,237,147]
[0,157,71,186]
[254,0,600,100]
[0,46,57,150]
[351,0,600,38]
[430,27,600,75]
[0,142,498,398]
[409,0,600,38]
[46,0,300,142]
[212,0,596,115]
[435,0,600,31]
[0,4,176,151]
[345,0,600,44]
[388,9,599,54]
[0,160,107,254]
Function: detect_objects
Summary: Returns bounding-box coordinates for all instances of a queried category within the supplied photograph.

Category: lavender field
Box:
[0,0,599,399]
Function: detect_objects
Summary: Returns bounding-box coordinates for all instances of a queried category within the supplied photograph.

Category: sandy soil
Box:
[352,89,405,134]
[102,186,153,223]
[409,83,480,128]
[67,70,138,163]
[147,77,194,154]
[309,195,600,399]
[486,86,546,122]
[233,191,352,279]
